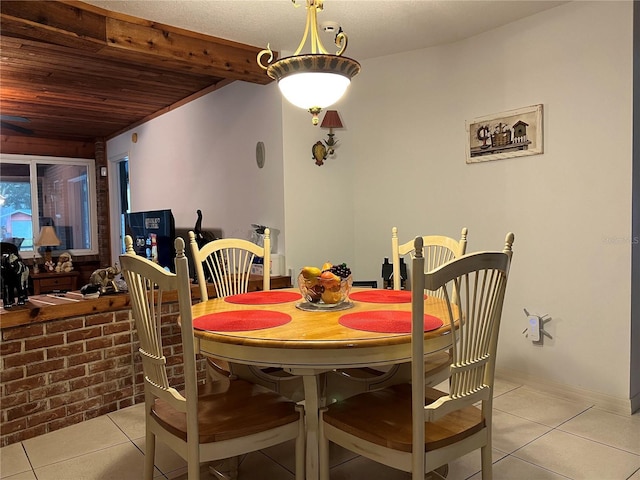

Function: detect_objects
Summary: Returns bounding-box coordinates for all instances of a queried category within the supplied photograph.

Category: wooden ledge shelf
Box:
[0,275,292,329]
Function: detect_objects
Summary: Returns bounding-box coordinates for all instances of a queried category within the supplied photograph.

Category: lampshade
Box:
[35,226,61,247]
[258,0,360,125]
[320,110,343,129]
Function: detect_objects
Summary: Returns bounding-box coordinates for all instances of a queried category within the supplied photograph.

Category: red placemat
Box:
[349,290,426,304]
[193,310,291,331]
[339,311,443,333]
[224,291,302,305]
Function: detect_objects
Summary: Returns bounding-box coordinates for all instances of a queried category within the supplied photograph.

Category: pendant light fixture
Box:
[258,0,360,125]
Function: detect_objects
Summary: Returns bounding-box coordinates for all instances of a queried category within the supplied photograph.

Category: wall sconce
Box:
[311,110,344,166]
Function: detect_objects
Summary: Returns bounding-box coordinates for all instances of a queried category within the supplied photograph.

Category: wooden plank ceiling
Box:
[0,0,275,142]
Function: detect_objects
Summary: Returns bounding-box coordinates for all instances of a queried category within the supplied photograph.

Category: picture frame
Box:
[466,104,543,164]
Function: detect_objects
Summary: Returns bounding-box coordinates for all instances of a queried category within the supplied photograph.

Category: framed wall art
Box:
[466,104,543,163]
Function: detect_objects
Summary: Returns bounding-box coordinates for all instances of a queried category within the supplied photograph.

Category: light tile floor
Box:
[1,379,639,480]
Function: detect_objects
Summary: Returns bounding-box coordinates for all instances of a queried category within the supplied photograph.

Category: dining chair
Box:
[120,235,304,480]
[187,230,303,401]
[392,226,469,293]
[332,227,469,394]
[319,232,514,480]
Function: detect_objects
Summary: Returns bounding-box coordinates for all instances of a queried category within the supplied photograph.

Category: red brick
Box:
[104,345,131,360]
[118,398,134,409]
[104,367,132,382]
[0,418,27,435]
[67,397,102,415]
[70,373,105,390]
[0,341,22,356]
[49,390,88,408]
[85,313,113,326]
[115,356,133,368]
[49,365,85,383]
[47,343,84,358]
[117,376,133,388]
[87,403,116,419]
[68,351,102,366]
[6,400,47,421]
[2,324,44,340]
[3,350,45,369]
[103,322,130,335]
[4,375,46,395]
[24,334,64,351]
[46,317,84,333]
[113,333,132,345]
[0,367,24,383]
[26,358,65,376]
[27,406,66,427]
[66,326,102,343]
[88,359,116,374]
[2,424,47,446]
[49,413,84,432]
[103,386,132,403]
[114,311,130,322]
[86,337,113,351]
[88,381,118,397]
[0,391,28,409]
[29,383,69,401]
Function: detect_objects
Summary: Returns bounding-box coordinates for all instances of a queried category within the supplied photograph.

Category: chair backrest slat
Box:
[189,230,270,301]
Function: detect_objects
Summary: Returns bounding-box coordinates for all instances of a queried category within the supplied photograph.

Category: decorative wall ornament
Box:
[466,104,543,163]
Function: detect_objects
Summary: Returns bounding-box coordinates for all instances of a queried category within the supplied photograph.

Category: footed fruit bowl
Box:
[298,263,353,306]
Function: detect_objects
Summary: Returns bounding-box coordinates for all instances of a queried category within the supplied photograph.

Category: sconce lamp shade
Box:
[35,226,61,247]
[320,110,343,129]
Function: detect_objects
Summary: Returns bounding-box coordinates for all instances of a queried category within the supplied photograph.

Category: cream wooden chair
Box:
[331,227,469,394]
[189,229,270,300]
[320,233,514,480]
[392,226,469,293]
[188,230,303,402]
[120,235,304,480]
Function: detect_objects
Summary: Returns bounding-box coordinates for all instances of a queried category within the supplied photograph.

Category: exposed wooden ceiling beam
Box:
[1,0,273,85]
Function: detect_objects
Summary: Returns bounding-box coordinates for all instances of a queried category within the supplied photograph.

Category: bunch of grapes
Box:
[330,263,351,279]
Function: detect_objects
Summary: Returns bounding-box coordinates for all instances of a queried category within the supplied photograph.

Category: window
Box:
[0,155,98,256]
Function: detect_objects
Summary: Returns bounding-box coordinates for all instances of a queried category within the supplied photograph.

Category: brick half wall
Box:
[0,303,207,446]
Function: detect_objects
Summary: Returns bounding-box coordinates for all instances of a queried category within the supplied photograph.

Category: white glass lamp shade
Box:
[278,71,351,110]
[264,54,360,123]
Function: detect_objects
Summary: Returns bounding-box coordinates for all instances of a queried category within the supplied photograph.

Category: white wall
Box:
[106,1,635,408]
[107,80,285,247]
[330,1,631,403]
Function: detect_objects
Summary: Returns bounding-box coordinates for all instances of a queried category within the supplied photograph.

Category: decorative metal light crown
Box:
[258,0,360,125]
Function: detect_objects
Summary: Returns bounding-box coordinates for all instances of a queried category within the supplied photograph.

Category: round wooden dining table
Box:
[191,287,454,480]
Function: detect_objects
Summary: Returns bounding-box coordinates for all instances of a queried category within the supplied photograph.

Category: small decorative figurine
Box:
[89,264,122,294]
[55,252,74,273]
[1,251,29,307]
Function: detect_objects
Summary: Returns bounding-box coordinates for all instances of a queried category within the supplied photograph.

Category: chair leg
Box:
[295,405,306,480]
[481,445,492,480]
[144,430,155,480]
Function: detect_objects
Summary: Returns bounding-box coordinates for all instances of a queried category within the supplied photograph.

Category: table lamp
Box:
[35,226,61,266]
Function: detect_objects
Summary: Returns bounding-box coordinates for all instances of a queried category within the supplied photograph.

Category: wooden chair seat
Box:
[152,378,301,443]
[323,384,484,453]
